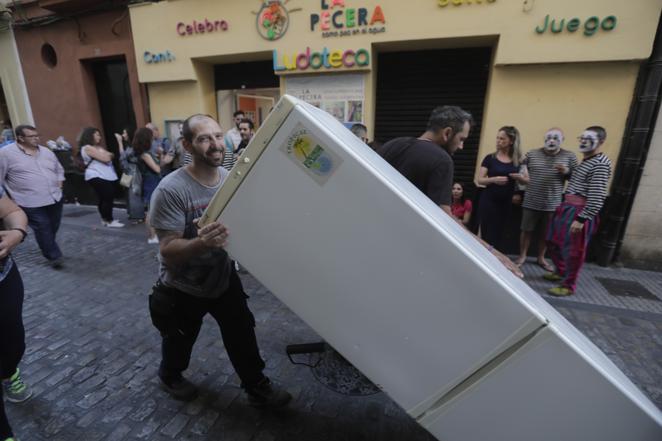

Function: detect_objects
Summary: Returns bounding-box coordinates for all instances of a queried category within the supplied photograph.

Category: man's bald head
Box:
[182,114,216,143]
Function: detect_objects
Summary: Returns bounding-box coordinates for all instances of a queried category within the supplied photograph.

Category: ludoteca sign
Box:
[273,46,370,72]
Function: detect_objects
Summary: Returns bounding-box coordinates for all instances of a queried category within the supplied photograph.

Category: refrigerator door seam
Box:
[415,323,548,422]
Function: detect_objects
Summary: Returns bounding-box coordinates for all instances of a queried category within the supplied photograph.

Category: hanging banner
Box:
[285,74,365,126]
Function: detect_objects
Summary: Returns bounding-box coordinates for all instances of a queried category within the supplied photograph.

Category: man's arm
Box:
[52,149,65,184]
[446,207,523,278]
[0,194,28,259]
[0,149,8,183]
[460,219,524,278]
[156,220,229,267]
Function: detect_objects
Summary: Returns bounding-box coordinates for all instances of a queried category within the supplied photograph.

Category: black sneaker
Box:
[159,374,198,401]
[244,378,292,408]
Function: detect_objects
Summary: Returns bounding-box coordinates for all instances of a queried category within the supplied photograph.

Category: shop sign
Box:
[535,15,617,37]
[255,0,302,41]
[144,50,175,64]
[176,19,229,36]
[438,0,496,6]
[273,47,370,72]
[310,0,386,38]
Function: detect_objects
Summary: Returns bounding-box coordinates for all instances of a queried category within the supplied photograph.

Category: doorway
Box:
[91,57,137,153]
[215,60,280,130]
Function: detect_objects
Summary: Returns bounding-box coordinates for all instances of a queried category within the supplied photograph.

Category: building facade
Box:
[10,0,148,157]
[0,0,33,132]
[129,0,659,183]
[6,0,150,203]
[128,0,662,264]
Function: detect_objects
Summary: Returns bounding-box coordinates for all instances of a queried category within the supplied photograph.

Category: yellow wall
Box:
[0,27,33,126]
[147,62,217,133]
[129,0,660,82]
[477,61,641,182]
[130,0,657,176]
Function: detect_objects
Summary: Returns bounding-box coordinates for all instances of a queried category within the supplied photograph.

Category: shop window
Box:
[41,43,57,68]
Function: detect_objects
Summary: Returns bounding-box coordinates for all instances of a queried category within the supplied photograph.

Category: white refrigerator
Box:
[201,95,662,440]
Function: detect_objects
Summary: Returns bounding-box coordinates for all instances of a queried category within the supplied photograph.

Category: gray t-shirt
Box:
[149,167,232,298]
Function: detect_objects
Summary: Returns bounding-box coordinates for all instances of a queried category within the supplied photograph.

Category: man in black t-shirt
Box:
[378,106,472,215]
[378,106,523,278]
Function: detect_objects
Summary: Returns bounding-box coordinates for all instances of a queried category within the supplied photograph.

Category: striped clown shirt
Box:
[522,148,578,212]
[565,152,612,222]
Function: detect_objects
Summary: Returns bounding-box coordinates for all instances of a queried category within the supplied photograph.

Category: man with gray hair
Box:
[0,124,65,268]
[514,127,577,270]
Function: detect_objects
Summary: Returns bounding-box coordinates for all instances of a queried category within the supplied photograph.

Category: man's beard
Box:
[192,147,224,167]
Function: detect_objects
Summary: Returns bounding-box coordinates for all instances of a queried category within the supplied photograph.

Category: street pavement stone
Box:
[4,204,662,440]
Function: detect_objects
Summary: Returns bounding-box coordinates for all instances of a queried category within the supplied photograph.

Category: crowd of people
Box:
[0,112,274,441]
[374,107,612,297]
[0,105,612,440]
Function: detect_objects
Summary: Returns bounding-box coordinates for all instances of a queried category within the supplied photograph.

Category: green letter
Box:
[601,15,617,31]
[535,14,549,34]
[346,8,355,27]
[566,18,580,32]
[584,16,599,36]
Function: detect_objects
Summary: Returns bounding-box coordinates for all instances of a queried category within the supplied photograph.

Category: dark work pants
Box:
[88,177,116,222]
[149,270,266,388]
[21,199,64,261]
[0,263,26,439]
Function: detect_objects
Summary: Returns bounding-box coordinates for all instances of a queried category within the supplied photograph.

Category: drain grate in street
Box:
[596,278,661,302]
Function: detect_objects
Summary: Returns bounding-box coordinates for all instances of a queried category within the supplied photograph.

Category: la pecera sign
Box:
[310,0,386,38]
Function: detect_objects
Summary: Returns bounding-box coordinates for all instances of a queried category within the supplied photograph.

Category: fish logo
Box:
[254,0,302,41]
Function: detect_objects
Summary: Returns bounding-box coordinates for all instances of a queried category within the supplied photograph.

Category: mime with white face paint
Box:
[514,128,578,270]
[544,126,612,297]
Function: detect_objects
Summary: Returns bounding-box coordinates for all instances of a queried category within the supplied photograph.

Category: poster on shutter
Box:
[285,74,365,127]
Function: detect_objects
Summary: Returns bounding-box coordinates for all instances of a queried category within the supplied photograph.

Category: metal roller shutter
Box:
[374,47,492,196]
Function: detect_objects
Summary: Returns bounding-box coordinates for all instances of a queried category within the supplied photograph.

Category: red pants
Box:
[546,196,598,292]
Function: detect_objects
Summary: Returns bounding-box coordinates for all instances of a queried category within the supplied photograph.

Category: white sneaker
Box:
[147,236,159,244]
[104,220,125,228]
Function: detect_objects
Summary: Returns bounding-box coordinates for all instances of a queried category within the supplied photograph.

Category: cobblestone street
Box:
[6,204,662,440]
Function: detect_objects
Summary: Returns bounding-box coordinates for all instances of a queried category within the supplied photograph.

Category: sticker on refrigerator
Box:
[282,124,342,185]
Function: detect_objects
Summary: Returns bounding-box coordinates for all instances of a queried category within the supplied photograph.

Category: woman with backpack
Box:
[116,128,145,223]
[74,127,124,228]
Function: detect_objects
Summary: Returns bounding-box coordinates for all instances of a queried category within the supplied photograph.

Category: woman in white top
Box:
[75,127,124,227]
